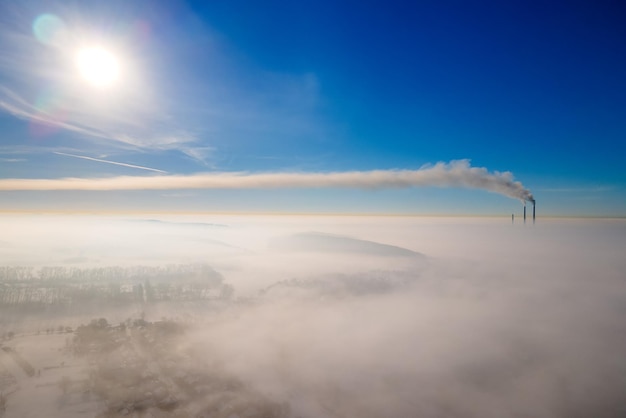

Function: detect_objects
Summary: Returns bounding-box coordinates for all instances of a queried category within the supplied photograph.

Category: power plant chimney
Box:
[523,205,526,223]
[533,201,536,223]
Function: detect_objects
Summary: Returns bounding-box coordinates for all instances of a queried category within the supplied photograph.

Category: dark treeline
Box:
[0,264,233,317]
[0,264,223,283]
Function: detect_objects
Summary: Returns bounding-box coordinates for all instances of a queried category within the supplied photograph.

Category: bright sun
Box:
[74,46,120,89]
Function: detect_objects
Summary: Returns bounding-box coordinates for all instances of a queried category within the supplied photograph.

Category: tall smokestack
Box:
[533,201,536,223]
[523,205,526,223]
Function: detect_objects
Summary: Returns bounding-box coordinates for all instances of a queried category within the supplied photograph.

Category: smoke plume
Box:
[0,160,534,202]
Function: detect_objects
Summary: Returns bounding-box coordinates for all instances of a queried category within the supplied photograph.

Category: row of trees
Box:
[0,264,234,316]
[0,264,223,283]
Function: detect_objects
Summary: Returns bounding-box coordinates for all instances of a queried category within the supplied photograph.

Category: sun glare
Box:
[75,46,121,89]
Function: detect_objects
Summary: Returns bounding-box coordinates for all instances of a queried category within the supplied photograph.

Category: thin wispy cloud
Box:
[0,86,112,141]
[0,85,208,164]
[54,151,168,173]
[0,160,534,202]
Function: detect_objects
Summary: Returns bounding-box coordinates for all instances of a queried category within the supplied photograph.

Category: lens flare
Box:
[33,14,67,46]
[28,88,68,138]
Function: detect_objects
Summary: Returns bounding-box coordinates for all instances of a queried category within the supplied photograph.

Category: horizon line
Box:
[0,209,623,219]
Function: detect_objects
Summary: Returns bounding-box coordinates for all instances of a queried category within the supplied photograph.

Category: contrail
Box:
[0,160,534,202]
[53,152,168,174]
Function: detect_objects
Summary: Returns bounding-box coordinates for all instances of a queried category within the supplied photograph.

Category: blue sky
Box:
[0,0,624,216]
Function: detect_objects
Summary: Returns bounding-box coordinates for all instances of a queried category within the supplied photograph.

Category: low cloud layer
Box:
[0,215,624,417]
[0,160,534,202]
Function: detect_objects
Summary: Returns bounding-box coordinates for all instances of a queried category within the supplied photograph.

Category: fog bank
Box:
[1,215,625,417]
